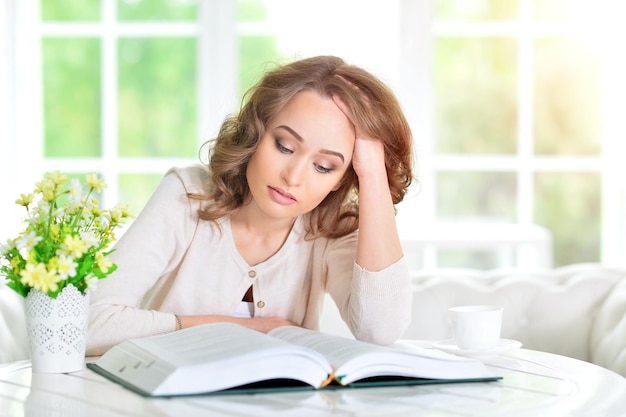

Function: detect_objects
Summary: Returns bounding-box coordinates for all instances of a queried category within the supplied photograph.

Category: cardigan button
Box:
[256,301,265,308]
[248,270,257,278]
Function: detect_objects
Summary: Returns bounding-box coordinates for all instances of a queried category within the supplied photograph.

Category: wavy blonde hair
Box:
[196,55,413,239]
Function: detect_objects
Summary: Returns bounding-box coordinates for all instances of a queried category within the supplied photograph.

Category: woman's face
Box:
[246,90,355,221]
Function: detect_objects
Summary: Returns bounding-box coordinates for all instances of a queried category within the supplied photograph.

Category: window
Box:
[3,0,625,269]
[3,0,278,221]
[400,0,626,268]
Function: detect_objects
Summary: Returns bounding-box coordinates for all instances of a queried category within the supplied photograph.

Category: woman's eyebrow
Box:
[276,125,345,163]
[277,124,304,142]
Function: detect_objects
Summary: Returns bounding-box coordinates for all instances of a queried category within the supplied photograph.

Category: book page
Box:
[268,326,494,384]
[92,323,333,395]
[269,326,399,366]
[133,322,301,367]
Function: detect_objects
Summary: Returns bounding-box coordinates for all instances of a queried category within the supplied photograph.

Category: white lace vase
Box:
[24,284,90,373]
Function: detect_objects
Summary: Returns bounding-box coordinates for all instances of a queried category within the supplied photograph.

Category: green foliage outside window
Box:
[238,35,282,98]
[435,38,518,155]
[117,0,197,21]
[238,0,268,21]
[438,249,505,270]
[237,0,283,97]
[118,174,163,216]
[43,38,101,157]
[534,172,601,266]
[436,171,517,222]
[534,38,601,155]
[118,38,197,158]
[435,0,519,21]
[41,0,101,21]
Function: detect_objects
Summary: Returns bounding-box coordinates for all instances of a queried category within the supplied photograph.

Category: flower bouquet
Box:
[1,171,132,298]
[0,171,132,373]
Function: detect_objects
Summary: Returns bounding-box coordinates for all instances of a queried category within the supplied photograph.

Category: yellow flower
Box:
[19,263,61,293]
[91,205,103,218]
[49,224,61,241]
[10,257,21,269]
[35,178,57,202]
[61,235,88,258]
[47,256,59,270]
[47,171,68,185]
[15,193,34,207]
[95,252,113,273]
[26,250,37,264]
[85,174,107,192]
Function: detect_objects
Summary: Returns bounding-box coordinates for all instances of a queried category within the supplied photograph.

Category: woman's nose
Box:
[281,159,306,186]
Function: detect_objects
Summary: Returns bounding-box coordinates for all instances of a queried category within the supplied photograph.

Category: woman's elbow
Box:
[354,311,411,346]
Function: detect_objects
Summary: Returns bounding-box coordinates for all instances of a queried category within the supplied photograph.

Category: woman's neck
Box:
[229,203,297,266]
[231,199,296,238]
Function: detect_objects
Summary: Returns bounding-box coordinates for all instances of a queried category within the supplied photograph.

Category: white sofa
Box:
[321,263,626,377]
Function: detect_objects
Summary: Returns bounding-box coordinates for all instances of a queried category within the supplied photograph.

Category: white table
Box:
[1,347,625,417]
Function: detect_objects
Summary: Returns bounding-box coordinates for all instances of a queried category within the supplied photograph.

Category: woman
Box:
[86,55,414,355]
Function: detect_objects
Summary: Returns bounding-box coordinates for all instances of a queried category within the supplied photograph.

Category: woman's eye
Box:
[274,139,293,154]
[314,164,333,174]
[274,139,292,154]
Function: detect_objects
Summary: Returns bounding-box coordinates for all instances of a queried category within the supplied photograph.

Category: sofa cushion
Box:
[403,263,626,372]
[591,279,626,375]
[0,284,29,363]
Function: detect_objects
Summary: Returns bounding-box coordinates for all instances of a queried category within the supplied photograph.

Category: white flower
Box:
[80,230,99,249]
[15,231,42,252]
[33,200,50,218]
[68,178,83,201]
[51,208,66,224]
[65,199,83,214]
[56,255,78,279]
[0,239,13,257]
[85,274,99,292]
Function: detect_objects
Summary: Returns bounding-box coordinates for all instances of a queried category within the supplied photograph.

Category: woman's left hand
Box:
[331,95,386,180]
[351,132,386,180]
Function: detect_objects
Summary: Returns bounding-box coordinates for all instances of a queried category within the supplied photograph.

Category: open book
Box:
[87,323,499,397]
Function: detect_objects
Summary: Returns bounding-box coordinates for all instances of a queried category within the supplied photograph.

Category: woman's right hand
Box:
[179,314,298,333]
[234,317,299,333]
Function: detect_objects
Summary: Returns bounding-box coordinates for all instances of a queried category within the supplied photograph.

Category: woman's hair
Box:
[197,55,414,239]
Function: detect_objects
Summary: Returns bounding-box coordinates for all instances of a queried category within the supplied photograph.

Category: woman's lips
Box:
[268,186,297,205]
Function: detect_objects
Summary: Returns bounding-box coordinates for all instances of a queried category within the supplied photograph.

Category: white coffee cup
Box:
[449,305,503,350]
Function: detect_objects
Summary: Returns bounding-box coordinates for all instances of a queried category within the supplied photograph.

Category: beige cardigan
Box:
[86,165,411,355]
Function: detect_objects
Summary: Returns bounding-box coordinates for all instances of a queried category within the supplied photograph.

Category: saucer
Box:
[432,339,522,357]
